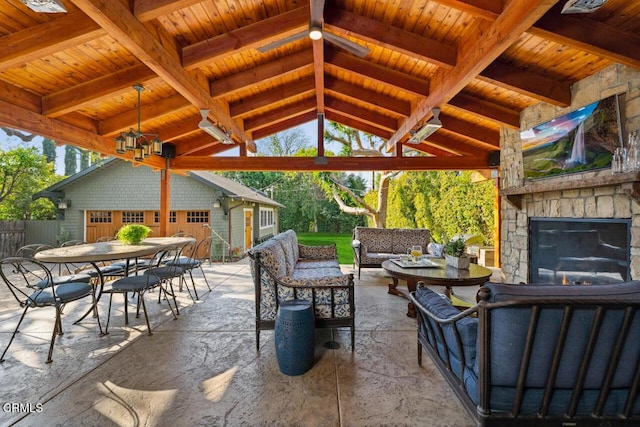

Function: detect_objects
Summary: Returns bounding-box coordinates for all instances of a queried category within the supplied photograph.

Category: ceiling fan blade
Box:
[310,0,325,25]
[323,32,370,58]
[257,31,307,53]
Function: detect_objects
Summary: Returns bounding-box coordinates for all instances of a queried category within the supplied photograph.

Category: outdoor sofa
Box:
[352,226,439,279]
[410,281,640,426]
[248,230,355,351]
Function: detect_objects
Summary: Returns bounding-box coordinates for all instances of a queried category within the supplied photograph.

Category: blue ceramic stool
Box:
[275,300,315,375]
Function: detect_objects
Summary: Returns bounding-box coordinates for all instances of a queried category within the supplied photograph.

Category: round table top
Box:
[34,237,195,263]
[382,258,492,286]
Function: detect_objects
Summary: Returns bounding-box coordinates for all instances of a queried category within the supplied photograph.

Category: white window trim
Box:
[259,207,274,229]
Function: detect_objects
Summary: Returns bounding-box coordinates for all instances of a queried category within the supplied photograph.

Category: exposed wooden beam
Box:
[229,76,315,118]
[170,155,491,171]
[182,7,309,69]
[433,0,503,21]
[438,113,500,148]
[251,111,318,140]
[448,93,520,129]
[312,36,325,114]
[157,115,202,142]
[387,0,558,149]
[211,50,313,97]
[133,0,204,22]
[175,134,222,157]
[0,99,164,168]
[413,133,480,156]
[530,3,640,70]
[0,10,104,72]
[325,97,397,132]
[100,94,191,136]
[324,111,392,140]
[43,65,158,117]
[325,7,456,68]
[326,49,429,97]
[402,142,457,157]
[69,0,253,148]
[325,76,410,117]
[244,98,317,131]
[479,61,571,107]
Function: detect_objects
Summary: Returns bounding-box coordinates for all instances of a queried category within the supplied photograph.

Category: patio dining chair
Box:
[0,257,97,363]
[164,236,212,300]
[143,244,187,315]
[105,248,178,335]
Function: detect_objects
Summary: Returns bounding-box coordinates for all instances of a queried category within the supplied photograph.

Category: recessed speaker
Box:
[488,151,500,167]
[162,143,176,158]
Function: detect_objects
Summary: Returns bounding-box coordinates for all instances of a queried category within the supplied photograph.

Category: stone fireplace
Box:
[499,64,640,284]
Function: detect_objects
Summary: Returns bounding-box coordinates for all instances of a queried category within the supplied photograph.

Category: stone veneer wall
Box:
[500,64,640,284]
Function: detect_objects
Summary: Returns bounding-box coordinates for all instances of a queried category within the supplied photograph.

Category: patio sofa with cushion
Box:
[248,230,355,351]
[352,226,438,279]
[410,281,640,426]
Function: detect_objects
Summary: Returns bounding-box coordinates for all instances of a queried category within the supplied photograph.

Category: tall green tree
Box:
[0,147,58,220]
[42,138,57,164]
[64,145,77,176]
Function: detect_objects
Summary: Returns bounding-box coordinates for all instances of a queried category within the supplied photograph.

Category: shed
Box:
[34,159,284,256]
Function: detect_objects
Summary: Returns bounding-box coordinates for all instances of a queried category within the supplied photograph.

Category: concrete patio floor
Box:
[0,259,487,426]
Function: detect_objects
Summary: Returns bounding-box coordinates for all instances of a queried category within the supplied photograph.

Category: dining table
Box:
[35,236,195,333]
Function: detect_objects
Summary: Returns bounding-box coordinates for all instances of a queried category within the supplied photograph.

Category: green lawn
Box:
[296,232,353,265]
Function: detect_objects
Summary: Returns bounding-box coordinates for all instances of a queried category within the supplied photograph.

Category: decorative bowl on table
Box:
[115,224,151,245]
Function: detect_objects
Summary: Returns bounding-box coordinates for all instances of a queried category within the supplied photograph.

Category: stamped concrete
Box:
[0,260,475,426]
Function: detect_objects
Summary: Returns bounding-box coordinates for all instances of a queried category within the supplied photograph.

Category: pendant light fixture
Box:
[114,84,163,161]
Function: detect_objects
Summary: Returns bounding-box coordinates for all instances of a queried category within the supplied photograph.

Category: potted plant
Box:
[443,238,470,269]
[116,224,151,245]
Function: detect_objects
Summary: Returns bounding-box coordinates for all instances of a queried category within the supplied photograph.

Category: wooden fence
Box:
[0,221,25,259]
[0,220,60,258]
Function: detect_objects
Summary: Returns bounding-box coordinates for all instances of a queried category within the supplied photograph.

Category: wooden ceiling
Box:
[0,0,639,172]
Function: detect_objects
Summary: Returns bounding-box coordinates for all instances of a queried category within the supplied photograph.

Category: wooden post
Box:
[160,167,170,237]
[494,175,500,268]
[317,113,324,157]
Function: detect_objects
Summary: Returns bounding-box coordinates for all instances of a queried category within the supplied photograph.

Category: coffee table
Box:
[381,258,492,317]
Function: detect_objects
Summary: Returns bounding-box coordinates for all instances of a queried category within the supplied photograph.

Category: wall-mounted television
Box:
[521,94,623,180]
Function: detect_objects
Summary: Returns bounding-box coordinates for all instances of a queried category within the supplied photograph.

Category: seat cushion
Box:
[145,266,183,279]
[35,273,92,288]
[414,286,478,372]
[111,275,161,292]
[29,282,92,305]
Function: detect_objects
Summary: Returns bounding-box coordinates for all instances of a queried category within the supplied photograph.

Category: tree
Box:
[0,147,58,220]
[258,128,310,156]
[42,138,57,164]
[64,145,77,175]
[321,122,398,228]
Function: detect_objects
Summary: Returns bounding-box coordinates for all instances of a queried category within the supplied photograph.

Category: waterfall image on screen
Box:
[521,94,622,179]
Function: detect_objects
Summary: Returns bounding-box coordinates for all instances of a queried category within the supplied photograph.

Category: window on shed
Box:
[154,211,176,223]
[122,211,145,223]
[260,208,274,228]
[89,211,112,223]
[186,211,209,223]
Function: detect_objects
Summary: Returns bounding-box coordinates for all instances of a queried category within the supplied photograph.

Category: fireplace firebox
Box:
[529,218,630,285]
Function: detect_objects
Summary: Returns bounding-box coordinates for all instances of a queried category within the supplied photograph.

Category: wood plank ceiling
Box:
[0,0,638,172]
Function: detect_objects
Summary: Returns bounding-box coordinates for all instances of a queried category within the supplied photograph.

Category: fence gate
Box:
[0,221,25,258]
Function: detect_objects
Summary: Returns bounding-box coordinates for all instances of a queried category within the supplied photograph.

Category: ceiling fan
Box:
[257,0,370,58]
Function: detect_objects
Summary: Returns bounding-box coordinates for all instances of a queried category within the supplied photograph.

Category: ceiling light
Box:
[408,108,442,144]
[114,85,163,161]
[198,110,234,144]
[561,0,608,14]
[309,25,323,41]
[20,0,66,13]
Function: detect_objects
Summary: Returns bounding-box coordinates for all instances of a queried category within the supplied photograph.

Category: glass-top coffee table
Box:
[381,258,492,317]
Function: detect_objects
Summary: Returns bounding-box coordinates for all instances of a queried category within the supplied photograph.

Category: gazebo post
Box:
[160,167,171,237]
